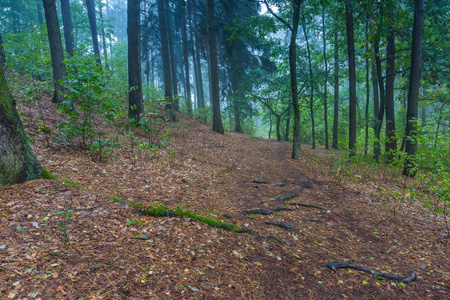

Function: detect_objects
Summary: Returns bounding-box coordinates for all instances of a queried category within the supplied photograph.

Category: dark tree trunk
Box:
[0,31,5,68]
[180,1,192,115]
[128,0,143,123]
[164,0,179,110]
[322,8,329,150]
[86,0,101,65]
[43,0,67,105]
[99,5,109,70]
[364,21,370,155]
[285,99,291,141]
[290,0,302,159]
[345,2,357,157]
[275,116,281,141]
[60,0,74,56]
[207,0,224,134]
[302,13,316,149]
[36,0,44,25]
[188,2,204,110]
[0,68,42,185]
[332,13,339,150]
[385,26,397,164]
[373,38,386,163]
[403,0,425,177]
[157,0,175,120]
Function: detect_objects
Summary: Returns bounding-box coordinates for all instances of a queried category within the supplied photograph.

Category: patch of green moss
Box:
[61,179,88,191]
[41,168,59,180]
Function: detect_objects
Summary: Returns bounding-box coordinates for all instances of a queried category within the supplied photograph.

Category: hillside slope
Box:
[0,86,448,299]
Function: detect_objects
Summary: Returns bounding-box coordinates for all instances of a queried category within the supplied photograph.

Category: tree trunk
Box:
[157,0,175,120]
[322,8,329,150]
[99,5,109,70]
[43,0,67,105]
[0,68,42,185]
[189,3,205,109]
[164,0,179,110]
[364,21,370,155]
[180,1,192,115]
[207,0,224,134]
[128,0,143,123]
[403,0,425,177]
[285,100,291,141]
[345,2,357,157]
[385,26,397,164]
[373,38,386,163]
[60,0,74,56]
[302,12,316,149]
[36,0,44,25]
[276,115,281,141]
[86,0,101,65]
[332,13,339,150]
[290,0,302,159]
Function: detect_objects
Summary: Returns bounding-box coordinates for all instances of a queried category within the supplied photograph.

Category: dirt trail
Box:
[1,111,449,299]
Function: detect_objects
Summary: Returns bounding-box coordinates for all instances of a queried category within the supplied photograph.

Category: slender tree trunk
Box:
[276,116,281,141]
[128,0,143,123]
[364,21,370,155]
[322,8,329,149]
[36,0,44,25]
[269,115,272,139]
[403,0,425,177]
[345,2,357,157]
[99,5,109,70]
[157,0,175,120]
[164,0,179,110]
[290,0,302,159]
[43,0,67,105]
[285,99,291,141]
[0,68,42,185]
[332,13,339,150]
[86,0,101,65]
[190,5,205,109]
[207,0,224,134]
[302,13,315,149]
[60,0,74,56]
[373,38,386,163]
[181,1,192,115]
[385,26,397,163]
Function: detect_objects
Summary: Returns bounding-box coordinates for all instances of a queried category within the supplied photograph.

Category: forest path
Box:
[1,111,448,299]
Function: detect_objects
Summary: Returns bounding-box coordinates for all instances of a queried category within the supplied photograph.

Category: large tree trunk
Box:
[60,0,74,56]
[86,0,101,65]
[128,0,143,123]
[180,1,192,115]
[345,2,357,157]
[403,0,425,177]
[385,26,397,164]
[43,0,67,105]
[157,0,175,120]
[302,12,316,149]
[290,0,302,159]
[207,0,224,134]
[0,68,42,185]
[332,13,339,150]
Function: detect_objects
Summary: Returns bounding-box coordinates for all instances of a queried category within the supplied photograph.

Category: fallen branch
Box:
[240,208,273,215]
[273,205,295,212]
[289,203,325,210]
[325,260,417,283]
[265,221,298,230]
[245,180,269,184]
[278,193,299,201]
[255,234,293,246]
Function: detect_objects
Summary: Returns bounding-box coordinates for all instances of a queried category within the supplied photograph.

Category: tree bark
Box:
[364,21,370,155]
[373,37,386,163]
[180,1,192,115]
[164,0,179,110]
[36,0,44,25]
[207,0,224,134]
[322,8,329,150]
[60,0,74,56]
[0,68,42,185]
[128,0,143,123]
[403,0,425,177]
[43,0,67,105]
[99,4,109,70]
[157,0,175,120]
[86,0,101,65]
[385,26,397,164]
[345,2,357,157]
[332,12,339,150]
[0,31,5,68]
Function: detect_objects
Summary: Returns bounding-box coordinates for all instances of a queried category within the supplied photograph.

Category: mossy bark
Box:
[0,69,42,185]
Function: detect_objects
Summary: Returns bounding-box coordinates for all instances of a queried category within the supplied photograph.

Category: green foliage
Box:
[41,168,59,180]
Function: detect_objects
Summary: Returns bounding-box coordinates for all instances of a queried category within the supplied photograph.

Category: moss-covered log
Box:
[0,68,41,185]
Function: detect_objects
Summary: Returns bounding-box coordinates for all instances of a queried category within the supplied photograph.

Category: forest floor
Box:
[1,85,449,299]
